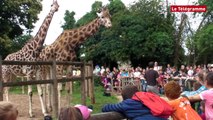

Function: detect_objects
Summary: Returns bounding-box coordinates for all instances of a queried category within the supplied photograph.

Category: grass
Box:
[10,80,119,114]
[69,82,119,113]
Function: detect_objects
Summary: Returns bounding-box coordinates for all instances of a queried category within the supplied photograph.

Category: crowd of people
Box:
[93,62,213,95]
[94,61,213,120]
[1,61,213,120]
[101,71,213,120]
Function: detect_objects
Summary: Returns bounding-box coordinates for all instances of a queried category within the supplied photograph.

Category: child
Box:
[164,81,202,120]
[188,72,213,120]
[181,72,207,97]
[58,104,92,120]
[0,101,18,120]
[102,85,168,120]
[199,101,206,120]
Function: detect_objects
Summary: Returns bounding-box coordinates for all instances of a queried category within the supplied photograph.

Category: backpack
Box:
[132,92,174,118]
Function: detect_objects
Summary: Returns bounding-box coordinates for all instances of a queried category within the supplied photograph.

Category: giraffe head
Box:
[51,0,59,12]
[97,7,112,28]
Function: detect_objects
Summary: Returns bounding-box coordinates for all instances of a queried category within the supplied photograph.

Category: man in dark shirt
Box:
[144,61,159,95]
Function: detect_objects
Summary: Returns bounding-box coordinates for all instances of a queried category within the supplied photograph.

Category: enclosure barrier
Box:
[111,77,142,94]
[90,112,125,120]
[0,56,94,118]
[172,78,196,91]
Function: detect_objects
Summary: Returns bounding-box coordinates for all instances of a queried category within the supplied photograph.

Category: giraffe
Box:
[2,0,59,117]
[39,7,112,111]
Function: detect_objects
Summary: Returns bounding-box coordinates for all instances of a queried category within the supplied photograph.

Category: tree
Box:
[195,0,213,31]
[61,11,76,30]
[123,0,175,66]
[0,0,42,58]
[173,13,188,66]
[61,0,176,67]
[11,34,32,52]
[190,0,213,65]
[194,23,213,64]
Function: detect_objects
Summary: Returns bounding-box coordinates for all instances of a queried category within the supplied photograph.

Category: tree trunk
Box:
[174,14,188,66]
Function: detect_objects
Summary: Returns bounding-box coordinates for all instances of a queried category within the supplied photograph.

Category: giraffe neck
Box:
[33,9,56,53]
[67,18,101,47]
[40,18,102,61]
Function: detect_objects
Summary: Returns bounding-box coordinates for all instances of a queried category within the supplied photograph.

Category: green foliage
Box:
[93,75,103,86]
[194,23,213,63]
[61,11,76,30]
[71,85,118,114]
[11,34,32,52]
[187,0,213,64]
[0,0,42,58]
[75,1,103,28]
[195,0,213,18]
[61,0,176,66]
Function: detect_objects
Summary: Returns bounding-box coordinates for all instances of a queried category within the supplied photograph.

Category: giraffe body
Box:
[39,7,112,110]
[2,0,59,117]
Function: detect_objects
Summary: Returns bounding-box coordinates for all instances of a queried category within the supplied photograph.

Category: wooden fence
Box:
[90,112,125,120]
[0,56,94,118]
[111,77,142,94]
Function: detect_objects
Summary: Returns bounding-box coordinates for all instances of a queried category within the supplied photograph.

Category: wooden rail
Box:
[90,112,125,120]
[0,56,94,118]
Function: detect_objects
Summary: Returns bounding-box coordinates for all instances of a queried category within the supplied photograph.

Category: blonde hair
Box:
[0,101,18,120]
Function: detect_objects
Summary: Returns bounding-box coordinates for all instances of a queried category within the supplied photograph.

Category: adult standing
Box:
[144,61,159,95]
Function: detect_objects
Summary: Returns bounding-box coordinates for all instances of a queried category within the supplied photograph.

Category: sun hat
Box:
[74,104,92,120]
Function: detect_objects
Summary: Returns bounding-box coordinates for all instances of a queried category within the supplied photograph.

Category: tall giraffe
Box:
[39,7,112,110]
[2,0,59,117]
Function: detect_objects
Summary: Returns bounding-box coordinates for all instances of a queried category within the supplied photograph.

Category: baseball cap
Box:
[74,104,92,120]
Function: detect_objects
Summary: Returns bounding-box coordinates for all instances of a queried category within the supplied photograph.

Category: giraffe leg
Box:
[28,84,34,117]
[65,82,70,105]
[45,70,53,112]
[3,74,12,101]
[47,84,52,112]
[58,82,62,110]
[4,87,10,101]
[37,84,48,116]
[65,66,72,105]
[41,84,47,110]
[21,77,25,94]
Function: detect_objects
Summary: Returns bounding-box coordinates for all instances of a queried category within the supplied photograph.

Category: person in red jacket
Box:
[102,85,167,120]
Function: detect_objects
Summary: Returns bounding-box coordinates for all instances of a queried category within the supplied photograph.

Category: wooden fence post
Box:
[81,61,86,105]
[89,61,95,104]
[0,56,3,101]
[51,60,58,118]
[86,65,89,97]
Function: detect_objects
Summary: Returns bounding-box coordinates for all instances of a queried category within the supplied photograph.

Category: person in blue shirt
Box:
[181,71,207,97]
[102,85,167,120]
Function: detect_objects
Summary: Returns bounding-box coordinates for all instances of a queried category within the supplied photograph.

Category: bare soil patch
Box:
[6,94,67,120]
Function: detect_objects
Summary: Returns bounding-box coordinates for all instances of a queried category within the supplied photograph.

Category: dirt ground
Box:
[6,94,67,120]
[7,93,122,120]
